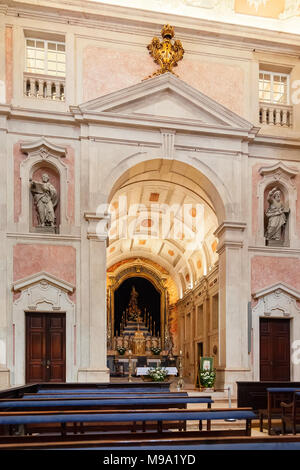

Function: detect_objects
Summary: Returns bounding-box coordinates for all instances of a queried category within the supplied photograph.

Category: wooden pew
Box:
[258,387,300,434]
[281,391,300,435]
[22,392,188,398]
[0,433,300,450]
[0,407,255,438]
[0,396,213,434]
[0,396,213,411]
[0,382,172,400]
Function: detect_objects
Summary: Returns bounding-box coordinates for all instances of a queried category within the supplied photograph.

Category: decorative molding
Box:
[84,212,111,241]
[20,137,67,159]
[256,160,299,246]
[214,221,246,255]
[4,0,300,56]
[161,129,176,159]
[75,73,255,134]
[259,161,298,179]
[12,269,76,384]
[253,282,300,301]
[17,137,70,233]
[7,232,81,241]
[252,281,300,380]
[12,271,75,294]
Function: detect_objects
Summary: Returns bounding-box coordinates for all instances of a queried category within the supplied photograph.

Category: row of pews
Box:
[0,382,299,450]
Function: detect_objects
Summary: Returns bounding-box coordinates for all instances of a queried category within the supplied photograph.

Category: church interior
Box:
[1,0,300,453]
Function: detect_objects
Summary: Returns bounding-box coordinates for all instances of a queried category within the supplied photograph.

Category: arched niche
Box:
[264,182,290,246]
[18,138,70,234]
[257,161,298,247]
[30,162,60,233]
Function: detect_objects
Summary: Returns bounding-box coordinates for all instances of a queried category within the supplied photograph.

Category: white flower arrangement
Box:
[147,366,168,382]
[199,369,216,388]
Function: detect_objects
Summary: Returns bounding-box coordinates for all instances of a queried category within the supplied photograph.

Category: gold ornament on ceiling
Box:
[145,24,184,79]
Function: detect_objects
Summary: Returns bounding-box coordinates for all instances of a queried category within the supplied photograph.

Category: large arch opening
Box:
[106,158,226,382]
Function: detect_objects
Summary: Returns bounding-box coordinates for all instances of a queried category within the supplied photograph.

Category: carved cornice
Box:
[259,161,298,179]
[253,282,300,301]
[214,221,246,254]
[3,0,300,56]
[84,212,111,241]
[12,271,75,293]
[20,137,67,159]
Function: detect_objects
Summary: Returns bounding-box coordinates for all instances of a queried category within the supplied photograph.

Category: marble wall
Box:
[1,0,300,389]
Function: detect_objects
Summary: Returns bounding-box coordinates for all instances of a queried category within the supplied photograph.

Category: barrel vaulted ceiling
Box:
[107,159,219,298]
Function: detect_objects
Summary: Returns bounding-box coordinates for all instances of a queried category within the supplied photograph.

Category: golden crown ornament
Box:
[145,24,184,79]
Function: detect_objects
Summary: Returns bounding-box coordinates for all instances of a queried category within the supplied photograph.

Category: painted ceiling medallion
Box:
[145,24,184,79]
[247,0,268,11]
[141,218,153,227]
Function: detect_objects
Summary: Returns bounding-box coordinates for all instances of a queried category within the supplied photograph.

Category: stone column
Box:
[214,221,251,393]
[77,211,111,382]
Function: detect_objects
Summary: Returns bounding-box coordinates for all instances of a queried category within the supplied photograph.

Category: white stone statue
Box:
[30,173,58,227]
[265,187,289,241]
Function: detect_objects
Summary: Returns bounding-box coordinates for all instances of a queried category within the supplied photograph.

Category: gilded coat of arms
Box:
[145,24,184,79]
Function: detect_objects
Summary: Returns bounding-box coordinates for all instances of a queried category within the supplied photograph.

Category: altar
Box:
[107,355,177,377]
[108,284,165,357]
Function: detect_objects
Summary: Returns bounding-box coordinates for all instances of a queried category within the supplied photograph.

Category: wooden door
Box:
[26,313,66,383]
[260,318,290,382]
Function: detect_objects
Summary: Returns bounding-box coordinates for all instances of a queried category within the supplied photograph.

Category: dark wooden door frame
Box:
[25,312,66,384]
[259,317,291,382]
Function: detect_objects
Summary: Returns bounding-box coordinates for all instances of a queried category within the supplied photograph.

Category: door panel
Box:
[47,315,66,382]
[260,318,290,382]
[26,315,46,383]
[26,313,66,383]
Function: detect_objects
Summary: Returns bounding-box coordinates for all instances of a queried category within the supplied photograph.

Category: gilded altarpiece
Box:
[107,264,171,356]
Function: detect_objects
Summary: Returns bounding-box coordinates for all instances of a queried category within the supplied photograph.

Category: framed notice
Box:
[200,356,213,372]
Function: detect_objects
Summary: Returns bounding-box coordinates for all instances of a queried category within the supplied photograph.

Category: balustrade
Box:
[259,102,292,127]
[23,73,65,101]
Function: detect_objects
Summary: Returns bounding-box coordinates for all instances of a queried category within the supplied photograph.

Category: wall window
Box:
[25,38,65,77]
[259,71,289,105]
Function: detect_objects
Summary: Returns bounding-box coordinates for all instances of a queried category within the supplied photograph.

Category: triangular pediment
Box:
[253,282,300,300]
[12,271,75,293]
[73,73,256,132]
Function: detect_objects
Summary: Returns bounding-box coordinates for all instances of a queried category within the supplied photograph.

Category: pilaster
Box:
[77,211,111,382]
[214,221,251,393]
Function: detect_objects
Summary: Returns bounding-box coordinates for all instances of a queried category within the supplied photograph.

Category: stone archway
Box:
[79,73,255,387]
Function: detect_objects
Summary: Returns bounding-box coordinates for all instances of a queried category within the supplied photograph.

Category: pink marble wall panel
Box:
[176,59,245,117]
[82,47,245,116]
[13,244,76,285]
[31,167,60,228]
[83,46,154,102]
[251,256,300,293]
[5,26,13,103]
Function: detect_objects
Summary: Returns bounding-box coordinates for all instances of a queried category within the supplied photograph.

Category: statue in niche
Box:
[127,286,142,322]
[30,173,58,230]
[265,187,289,244]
